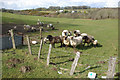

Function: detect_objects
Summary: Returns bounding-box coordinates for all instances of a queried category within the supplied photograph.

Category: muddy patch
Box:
[7,58,24,64]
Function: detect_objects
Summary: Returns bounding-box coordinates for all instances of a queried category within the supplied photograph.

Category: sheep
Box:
[62,36,71,48]
[31,27,37,32]
[47,24,55,30]
[46,35,63,48]
[82,35,95,46]
[61,30,72,47]
[69,36,83,48]
[23,25,31,31]
[62,30,69,37]
[38,22,44,26]
[37,19,44,26]
[74,30,80,37]
[43,37,49,44]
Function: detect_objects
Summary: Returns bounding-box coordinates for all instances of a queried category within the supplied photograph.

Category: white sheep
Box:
[63,36,71,47]
[69,36,83,48]
[62,30,69,37]
[80,33,88,37]
[47,24,55,30]
[23,25,31,30]
[43,37,49,44]
[49,24,53,27]
[37,20,44,26]
[74,30,81,37]
[31,27,37,32]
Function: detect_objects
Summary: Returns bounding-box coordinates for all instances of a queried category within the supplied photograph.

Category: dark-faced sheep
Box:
[46,35,63,48]
[82,35,95,46]
[47,24,55,30]
[74,30,80,37]
[37,19,44,26]
[62,30,69,37]
[62,36,71,48]
[23,25,31,31]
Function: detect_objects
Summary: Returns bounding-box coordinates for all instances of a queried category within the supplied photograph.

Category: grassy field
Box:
[1,12,118,78]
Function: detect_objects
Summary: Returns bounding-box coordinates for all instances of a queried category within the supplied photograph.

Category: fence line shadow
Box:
[75,66,101,74]
[50,58,74,65]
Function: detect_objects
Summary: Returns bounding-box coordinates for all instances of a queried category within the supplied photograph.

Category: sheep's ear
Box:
[74,31,76,34]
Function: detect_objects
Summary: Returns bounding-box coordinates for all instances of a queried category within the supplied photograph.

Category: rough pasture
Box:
[1,12,118,78]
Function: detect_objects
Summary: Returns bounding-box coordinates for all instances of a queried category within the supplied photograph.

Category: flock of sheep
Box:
[43,30,98,49]
[19,19,55,32]
[10,19,98,50]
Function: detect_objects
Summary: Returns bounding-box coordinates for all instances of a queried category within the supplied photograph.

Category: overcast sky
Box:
[0,0,120,10]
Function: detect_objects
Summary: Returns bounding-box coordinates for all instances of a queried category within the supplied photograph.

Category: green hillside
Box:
[1,12,118,78]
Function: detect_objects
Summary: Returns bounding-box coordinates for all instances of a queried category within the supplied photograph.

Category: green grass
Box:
[1,12,118,78]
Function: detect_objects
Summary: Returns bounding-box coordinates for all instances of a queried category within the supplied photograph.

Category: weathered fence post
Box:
[38,28,43,59]
[26,35,32,55]
[47,44,52,66]
[10,29,16,49]
[70,52,81,75]
[107,57,117,78]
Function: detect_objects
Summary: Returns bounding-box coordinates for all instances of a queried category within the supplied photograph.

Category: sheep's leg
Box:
[60,42,62,47]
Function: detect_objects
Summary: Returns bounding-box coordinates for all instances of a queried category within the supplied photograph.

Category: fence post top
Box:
[76,52,81,56]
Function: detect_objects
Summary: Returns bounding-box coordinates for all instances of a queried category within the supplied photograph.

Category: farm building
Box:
[59,10,64,13]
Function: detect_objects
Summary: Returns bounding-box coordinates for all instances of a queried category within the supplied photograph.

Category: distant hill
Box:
[1,8,118,20]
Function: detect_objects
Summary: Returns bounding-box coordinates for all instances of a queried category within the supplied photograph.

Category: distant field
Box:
[1,12,118,78]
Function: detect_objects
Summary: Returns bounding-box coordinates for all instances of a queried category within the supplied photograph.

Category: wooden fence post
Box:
[26,35,32,55]
[38,28,43,59]
[47,44,52,66]
[10,29,16,49]
[107,57,117,78]
[70,52,81,75]
[38,40,43,59]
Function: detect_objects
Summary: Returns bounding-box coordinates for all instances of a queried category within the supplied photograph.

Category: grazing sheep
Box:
[47,24,55,30]
[43,37,49,44]
[82,35,95,46]
[37,19,44,26]
[23,25,31,31]
[62,30,69,37]
[69,36,83,48]
[46,35,63,48]
[31,27,37,32]
[62,36,71,47]
[74,30,80,37]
